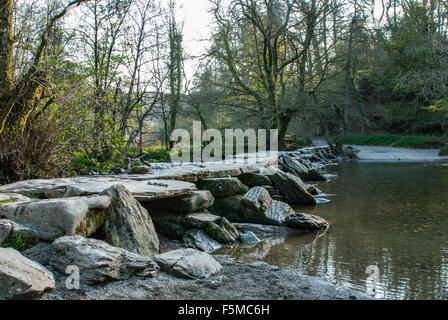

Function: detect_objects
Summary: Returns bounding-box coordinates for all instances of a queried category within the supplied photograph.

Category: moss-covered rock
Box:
[102,185,160,257]
[196,178,249,198]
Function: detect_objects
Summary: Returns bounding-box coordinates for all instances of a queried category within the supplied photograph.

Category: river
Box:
[219,160,448,300]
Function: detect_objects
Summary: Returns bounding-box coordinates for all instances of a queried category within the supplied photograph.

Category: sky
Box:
[174,0,214,81]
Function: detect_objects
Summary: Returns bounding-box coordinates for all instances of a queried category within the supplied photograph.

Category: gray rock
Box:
[239,231,260,244]
[0,219,39,249]
[22,242,52,266]
[0,193,31,203]
[209,195,243,221]
[102,185,159,257]
[0,248,55,299]
[306,184,321,195]
[154,248,222,279]
[234,223,295,239]
[237,173,272,187]
[185,213,239,244]
[239,187,273,224]
[148,190,215,214]
[111,167,126,174]
[196,178,249,198]
[264,200,296,226]
[0,220,12,243]
[44,179,196,203]
[270,169,316,206]
[283,213,329,230]
[183,230,222,253]
[153,213,239,244]
[128,165,151,175]
[49,236,159,284]
[238,188,299,226]
[0,196,111,241]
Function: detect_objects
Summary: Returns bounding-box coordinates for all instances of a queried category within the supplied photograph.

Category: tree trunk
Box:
[0,0,14,134]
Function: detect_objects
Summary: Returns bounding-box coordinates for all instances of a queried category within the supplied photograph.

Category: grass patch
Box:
[439,146,448,156]
[336,135,447,149]
[0,199,15,205]
[23,192,46,199]
[0,231,31,252]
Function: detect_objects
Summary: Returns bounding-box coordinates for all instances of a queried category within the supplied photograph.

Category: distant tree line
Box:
[0,0,447,183]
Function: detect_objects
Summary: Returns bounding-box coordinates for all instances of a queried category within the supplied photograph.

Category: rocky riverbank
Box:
[0,146,369,300]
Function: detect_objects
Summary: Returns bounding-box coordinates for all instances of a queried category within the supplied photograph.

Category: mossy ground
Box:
[0,231,31,251]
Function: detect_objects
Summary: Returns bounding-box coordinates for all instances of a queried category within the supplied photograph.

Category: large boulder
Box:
[102,185,159,257]
[147,190,214,213]
[239,187,272,224]
[0,248,55,300]
[0,219,39,250]
[239,188,296,226]
[183,230,222,253]
[237,173,272,187]
[153,248,222,279]
[209,195,244,222]
[154,213,239,244]
[0,196,111,241]
[196,178,249,198]
[280,154,326,181]
[49,236,159,284]
[22,242,52,266]
[283,213,329,230]
[270,169,316,206]
[264,200,296,226]
[184,213,239,244]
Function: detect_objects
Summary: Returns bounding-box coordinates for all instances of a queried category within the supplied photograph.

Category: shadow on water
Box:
[219,161,448,300]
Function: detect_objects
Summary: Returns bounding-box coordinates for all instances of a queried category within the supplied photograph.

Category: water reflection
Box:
[221,162,448,300]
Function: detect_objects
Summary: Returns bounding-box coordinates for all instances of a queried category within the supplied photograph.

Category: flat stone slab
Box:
[0,196,111,241]
[0,178,196,203]
[0,193,31,203]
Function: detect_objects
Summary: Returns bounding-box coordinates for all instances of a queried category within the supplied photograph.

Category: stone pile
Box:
[0,146,336,300]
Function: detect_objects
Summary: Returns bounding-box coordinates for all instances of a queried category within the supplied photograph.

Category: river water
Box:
[220,161,448,300]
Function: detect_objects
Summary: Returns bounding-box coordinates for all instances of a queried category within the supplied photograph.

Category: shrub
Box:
[0,119,71,185]
[439,146,448,156]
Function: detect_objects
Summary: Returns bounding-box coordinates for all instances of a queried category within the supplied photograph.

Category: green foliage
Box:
[0,118,72,185]
[0,232,30,252]
[70,152,123,175]
[0,199,15,205]
[140,146,171,163]
[439,146,448,156]
[338,135,447,149]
